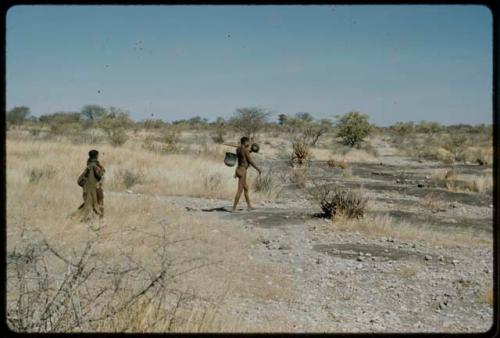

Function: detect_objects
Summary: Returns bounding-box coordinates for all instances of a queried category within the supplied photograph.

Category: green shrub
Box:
[335,111,372,147]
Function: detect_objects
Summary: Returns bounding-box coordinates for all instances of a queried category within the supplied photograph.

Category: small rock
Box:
[417,183,424,188]
[411,243,417,248]
[424,255,432,261]
[356,256,364,262]
[489,204,493,208]
[296,268,303,273]
[438,255,445,262]
[359,252,364,256]
[126,189,133,194]
[316,258,321,264]
[452,259,460,265]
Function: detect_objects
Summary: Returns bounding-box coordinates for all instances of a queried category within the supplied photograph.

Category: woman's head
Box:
[88,149,99,160]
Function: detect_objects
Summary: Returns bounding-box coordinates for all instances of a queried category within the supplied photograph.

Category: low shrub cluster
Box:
[308,183,367,219]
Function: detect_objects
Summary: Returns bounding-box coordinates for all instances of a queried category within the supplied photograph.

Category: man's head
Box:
[240,137,250,147]
[88,149,99,160]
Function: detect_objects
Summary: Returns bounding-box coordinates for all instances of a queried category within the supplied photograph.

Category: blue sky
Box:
[6,5,492,125]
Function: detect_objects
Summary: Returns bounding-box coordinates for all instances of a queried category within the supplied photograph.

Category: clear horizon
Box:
[6,5,493,126]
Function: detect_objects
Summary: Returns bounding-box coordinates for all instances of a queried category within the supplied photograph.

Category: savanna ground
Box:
[6,117,494,333]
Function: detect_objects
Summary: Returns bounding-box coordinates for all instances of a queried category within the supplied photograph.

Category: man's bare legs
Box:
[232,171,254,212]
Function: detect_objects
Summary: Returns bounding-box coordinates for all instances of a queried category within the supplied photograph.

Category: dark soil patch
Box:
[344,182,491,207]
[313,243,453,264]
[225,208,309,228]
[367,210,492,233]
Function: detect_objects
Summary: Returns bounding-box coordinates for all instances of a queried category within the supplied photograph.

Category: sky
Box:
[6,5,493,126]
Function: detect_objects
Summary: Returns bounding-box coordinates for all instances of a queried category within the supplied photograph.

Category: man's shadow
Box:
[186,206,232,212]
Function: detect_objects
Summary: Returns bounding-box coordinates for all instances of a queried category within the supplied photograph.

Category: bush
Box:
[49,122,83,136]
[96,108,133,146]
[117,168,144,189]
[29,127,42,137]
[7,226,179,332]
[107,128,128,146]
[416,120,443,134]
[289,168,308,188]
[162,131,179,152]
[308,184,367,219]
[335,111,372,147]
[327,159,349,169]
[253,169,276,194]
[142,134,178,154]
[291,141,311,167]
[443,133,468,162]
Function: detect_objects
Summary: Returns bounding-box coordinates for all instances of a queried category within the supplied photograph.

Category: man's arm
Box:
[244,147,261,174]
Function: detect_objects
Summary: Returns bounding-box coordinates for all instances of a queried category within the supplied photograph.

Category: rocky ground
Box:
[117,140,494,332]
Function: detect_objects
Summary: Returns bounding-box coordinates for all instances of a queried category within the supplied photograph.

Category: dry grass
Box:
[391,265,419,279]
[419,192,447,212]
[445,174,493,194]
[289,168,309,188]
[429,167,493,194]
[327,213,491,248]
[6,135,294,332]
[480,287,493,306]
[330,148,378,163]
[7,138,274,202]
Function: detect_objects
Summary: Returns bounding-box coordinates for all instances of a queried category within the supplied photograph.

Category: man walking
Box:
[232,137,262,212]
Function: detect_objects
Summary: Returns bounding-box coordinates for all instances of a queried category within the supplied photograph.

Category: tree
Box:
[7,106,31,125]
[416,120,442,135]
[391,121,415,136]
[80,105,107,122]
[278,114,288,126]
[229,107,270,139]
[296,112,314,123]
[211,117,226,143]
[304,118,333,146]
[283,114,332,146]
[335,111,372,147]
[39,112,81,125]
[98,107,133,146]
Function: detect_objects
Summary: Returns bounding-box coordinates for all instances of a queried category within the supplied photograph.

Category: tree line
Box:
[6,104,492,148]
